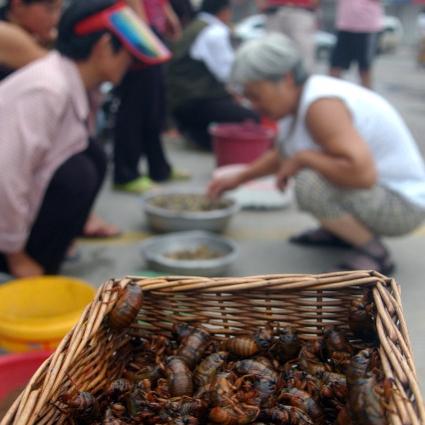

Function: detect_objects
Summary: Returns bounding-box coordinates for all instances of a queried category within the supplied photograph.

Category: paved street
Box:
[62,46,425,391]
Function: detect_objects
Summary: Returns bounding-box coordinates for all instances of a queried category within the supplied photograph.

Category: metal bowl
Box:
[142,189,239,233]
[141,231,239,277]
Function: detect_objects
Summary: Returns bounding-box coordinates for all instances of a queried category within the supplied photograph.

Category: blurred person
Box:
[261,0,318,72]
[0,0,170,277]
[0,0,61,80]
[112,0,186,194]
[329,0,383,89]
[208,34,425,274]
[417,7,425,68]
[169,0,195,28]
[167,0,259,150]
[0,0,62,47]
[0,0,119,238]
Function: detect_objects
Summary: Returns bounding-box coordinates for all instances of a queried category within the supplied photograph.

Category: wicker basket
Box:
[1,271,424,425]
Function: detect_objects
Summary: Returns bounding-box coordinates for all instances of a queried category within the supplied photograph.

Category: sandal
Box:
[289,228,352,248]
[334,248,395,275]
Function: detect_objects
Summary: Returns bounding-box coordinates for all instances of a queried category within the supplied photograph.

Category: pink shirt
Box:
[143,0,168,34]
[0,52,89,253]
[336,0,383,33]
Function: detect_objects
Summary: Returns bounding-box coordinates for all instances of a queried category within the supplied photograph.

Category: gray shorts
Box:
[294,169,425,236]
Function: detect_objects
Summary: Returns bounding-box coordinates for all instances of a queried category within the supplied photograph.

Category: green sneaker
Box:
[169,168,191,181]
[113,176,157,194]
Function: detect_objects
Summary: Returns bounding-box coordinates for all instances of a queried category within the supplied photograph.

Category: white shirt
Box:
[278,75,425,209]
[190,12,234,83]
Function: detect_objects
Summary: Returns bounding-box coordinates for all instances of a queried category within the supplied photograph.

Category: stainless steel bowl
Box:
[142,189,239,233]
[141,231,239,276]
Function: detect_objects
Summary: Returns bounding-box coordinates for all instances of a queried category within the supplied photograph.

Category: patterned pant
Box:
[294,170,425,236]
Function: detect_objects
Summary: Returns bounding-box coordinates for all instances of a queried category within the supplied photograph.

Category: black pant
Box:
[0,141,107,275]
[113,66,171,184]
[173,96,259,150]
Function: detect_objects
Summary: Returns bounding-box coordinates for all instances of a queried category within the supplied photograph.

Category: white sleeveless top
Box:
[277,75,425,209]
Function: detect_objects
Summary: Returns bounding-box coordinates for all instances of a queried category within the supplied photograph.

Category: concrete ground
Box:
[61,47,425,392]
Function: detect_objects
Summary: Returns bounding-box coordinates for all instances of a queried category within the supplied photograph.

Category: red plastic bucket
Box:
[0,351,51,418]
[210,121,276,167]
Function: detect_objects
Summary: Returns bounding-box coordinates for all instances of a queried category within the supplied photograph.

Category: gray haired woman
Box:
[208,33,425,273]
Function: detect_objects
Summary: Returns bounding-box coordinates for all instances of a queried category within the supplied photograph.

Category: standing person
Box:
[261,0,318,72]
[0,0,170,277]
[417,7,425,68]
[167,0,259,150]
[329,0,383,89]
[113,0,186,194]
[208,34,425,274]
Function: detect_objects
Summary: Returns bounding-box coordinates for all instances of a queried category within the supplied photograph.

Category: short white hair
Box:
[231,33,308,86]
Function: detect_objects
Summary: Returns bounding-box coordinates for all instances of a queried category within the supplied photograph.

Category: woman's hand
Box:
[276,155,302,190]
[207,173,243,200]
[6,251,44,278]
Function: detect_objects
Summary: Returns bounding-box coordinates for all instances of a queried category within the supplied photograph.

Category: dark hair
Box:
[56,0,123,60]
[5,0,57,9]
[200,0,230,15]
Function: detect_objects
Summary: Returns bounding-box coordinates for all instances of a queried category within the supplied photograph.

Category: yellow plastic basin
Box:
[0,276,95,352]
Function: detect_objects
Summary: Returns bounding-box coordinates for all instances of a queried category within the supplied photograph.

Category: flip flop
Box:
[289,228,352,248]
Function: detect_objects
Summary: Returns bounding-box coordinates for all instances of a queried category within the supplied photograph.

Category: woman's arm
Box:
[299,98,377,188]
[208,147,281,199]
[0,22,46,69]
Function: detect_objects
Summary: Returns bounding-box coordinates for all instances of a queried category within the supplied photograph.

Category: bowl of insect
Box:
[0,276,95,352]
[141,231,239,276]
[142,189,239,233]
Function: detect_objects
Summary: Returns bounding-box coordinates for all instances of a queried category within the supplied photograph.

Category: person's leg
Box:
[174,96,259,150]
[294,170,425,272]
[80,140,121,238]
[329,31,352,79]
[140,65,172,182]
[113,70,146,185]
[25,149,102,274]
[356,32,378,89]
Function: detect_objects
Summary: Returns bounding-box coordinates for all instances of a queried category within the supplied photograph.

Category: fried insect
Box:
[193,351,229,388]
[278,388,325,425]
[177,325,211,370]
[58,389,100,423]
[209,403,259,425]
[323,326,354,373]
[165,356,194,397]
[260,405,314,425]
[348,290,377,342]
[227,324,275,357]
[106,378,133,402]
[271,327,301,363]
[108,282,143,330]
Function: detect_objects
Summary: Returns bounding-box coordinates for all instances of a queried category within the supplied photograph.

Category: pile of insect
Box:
[1,271,424,425]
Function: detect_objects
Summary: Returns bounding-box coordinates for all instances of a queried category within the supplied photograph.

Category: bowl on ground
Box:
[142,189,239,233]
[141,231,239,277]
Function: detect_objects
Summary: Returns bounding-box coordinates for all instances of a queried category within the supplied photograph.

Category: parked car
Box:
[233,14,336,60]
[233,14,403,60]
[378,15,404,54]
